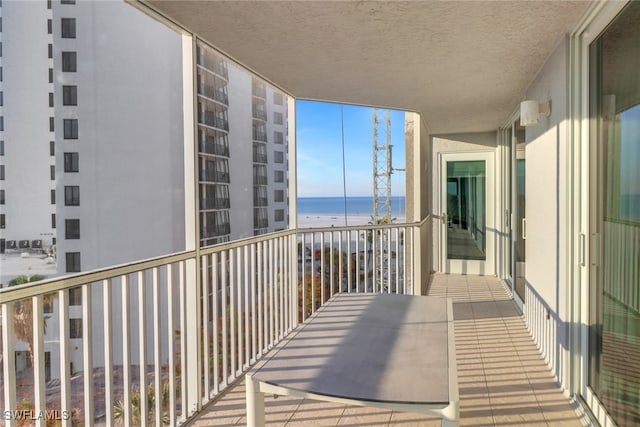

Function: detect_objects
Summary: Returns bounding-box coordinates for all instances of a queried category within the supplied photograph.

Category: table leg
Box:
[441,400,459,427]
[246,374,265,427]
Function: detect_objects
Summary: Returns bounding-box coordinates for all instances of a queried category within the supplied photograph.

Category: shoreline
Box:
[297,214,406,228]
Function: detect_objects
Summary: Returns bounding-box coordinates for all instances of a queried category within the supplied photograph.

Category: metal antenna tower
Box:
[372,109,393,222]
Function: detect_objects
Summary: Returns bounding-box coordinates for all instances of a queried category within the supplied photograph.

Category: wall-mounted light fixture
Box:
[520,100,551,126]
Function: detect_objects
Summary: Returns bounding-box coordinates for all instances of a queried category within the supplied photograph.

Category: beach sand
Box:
[297,214,406,228]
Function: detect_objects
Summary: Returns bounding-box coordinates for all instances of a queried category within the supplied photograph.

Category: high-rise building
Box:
[0,1,289,279]
[196,41,289,247]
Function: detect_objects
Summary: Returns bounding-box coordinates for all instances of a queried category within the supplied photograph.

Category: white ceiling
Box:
[144,1,592,134]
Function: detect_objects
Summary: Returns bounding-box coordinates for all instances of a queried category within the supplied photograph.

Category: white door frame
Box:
[438,151,496,275]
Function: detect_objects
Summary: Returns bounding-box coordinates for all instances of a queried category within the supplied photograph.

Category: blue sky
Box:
[296,100,406,197]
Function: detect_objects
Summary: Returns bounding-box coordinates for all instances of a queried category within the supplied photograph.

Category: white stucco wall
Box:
[1,1,56,249]
[53,1,186,273]
[522,36,571,389]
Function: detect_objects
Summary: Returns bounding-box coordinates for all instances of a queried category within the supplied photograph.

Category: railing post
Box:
[184,257,201,417]
[1,302,16,427]
[33,295,46,427]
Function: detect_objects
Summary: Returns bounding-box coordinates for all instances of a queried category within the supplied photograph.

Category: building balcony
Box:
[198,113,229,132]
[252,152,267,164]
[200,197,230,210]
[198,138,229,158]
[252,84,267,100]
[0,222,587,427]
[252,130,267,142]
[252,108,267,122]
[200,170,230,183]
[197,84,229,106]
[196,54,229,81]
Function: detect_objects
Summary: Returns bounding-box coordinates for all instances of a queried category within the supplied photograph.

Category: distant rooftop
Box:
[0,252,58,288]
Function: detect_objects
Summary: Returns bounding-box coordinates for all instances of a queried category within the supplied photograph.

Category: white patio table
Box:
[245,293,459,426]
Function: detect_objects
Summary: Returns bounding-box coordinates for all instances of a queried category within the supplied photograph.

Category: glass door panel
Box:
[514,120,526,302]
[589,3,640,424]
[446,161,486,260]
[440,152,495,275]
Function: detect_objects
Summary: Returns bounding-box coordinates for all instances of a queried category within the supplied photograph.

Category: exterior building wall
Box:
[53,0,186,273]
[266,86,289,232]
[0,1,56,251]
[522,36,571,389]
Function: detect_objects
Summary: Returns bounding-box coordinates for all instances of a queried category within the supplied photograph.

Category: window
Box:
[273,92,283,105]
[62,86,77,105]
[0,189,4,204]
[47,0,51,9]
[51,214,56,228]
[61,0,76,4]
[50,189,55,205]
[274,170,284,183]
[0,165,4,180]
[274,190,284,202]
[0,140,3,155]
[50,141,55,156]
[49,117,55,132]
[49,92,54,108]
[64,186,80,205]
[0,214,5,229]
[48,43,53,59]
[274,151,284,164]
[0,91,3,106]
[61,18,76,38]
[50,165,55,180]
[64,152,79,172]
[69,318,82,338]
[65,252,81,273]
[273,112,283,125]
[69,287,82,305]
[65,219,80,239]
[62,52,77,72]
[63,119,78,139]
[0,67,2,81]
[47,19,52,34]
[275,209,285,222]
[0,116,3,131]
[48,68,53,83]
[274,131,284,144]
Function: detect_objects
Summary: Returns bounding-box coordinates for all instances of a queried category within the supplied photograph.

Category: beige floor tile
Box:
[336,405,392,426]
[188,274,584,427]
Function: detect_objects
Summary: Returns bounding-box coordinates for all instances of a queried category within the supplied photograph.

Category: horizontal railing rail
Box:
[0,222,417,426]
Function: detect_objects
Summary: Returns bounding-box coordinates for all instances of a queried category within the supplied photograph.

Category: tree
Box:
[8,275,53,367]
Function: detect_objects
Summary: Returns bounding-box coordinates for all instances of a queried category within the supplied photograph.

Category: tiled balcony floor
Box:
[188,274,589,426]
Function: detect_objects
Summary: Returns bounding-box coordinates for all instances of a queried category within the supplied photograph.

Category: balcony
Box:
[252,84,267,100]
[0,221,587,427]
[198,113,229,132]
[0,222,417,425]
[200,169,230,184]
[190,275,587,427]
[199,138,230,158]
[198,84,229,106]
[252,107,267,122]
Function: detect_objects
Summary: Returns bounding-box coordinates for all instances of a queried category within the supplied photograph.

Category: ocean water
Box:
[297,196,406,217]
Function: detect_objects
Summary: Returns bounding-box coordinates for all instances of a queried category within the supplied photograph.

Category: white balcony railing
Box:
[0,221,421,427]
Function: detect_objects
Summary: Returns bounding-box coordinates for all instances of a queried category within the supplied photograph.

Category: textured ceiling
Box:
[144,1,591,134]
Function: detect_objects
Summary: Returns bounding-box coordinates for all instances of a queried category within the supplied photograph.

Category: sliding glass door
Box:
[588,2,640,425]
